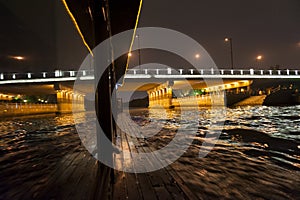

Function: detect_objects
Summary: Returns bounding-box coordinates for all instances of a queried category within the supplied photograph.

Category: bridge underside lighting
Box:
[204,80,251,92]
[0,93,14,100]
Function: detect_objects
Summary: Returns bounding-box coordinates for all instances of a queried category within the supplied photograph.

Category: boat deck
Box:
[112,114,196,200]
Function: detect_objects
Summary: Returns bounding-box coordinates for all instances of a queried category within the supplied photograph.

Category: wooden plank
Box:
[136,174,158,200]
[112,170,127,200]
[113,129,129,200]
[121,131,143,200]
[112,114,201,200]
[166,166,198,200]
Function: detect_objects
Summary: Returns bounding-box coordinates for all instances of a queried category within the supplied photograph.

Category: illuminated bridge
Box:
[0,68,299,111]
[0,68,299,85]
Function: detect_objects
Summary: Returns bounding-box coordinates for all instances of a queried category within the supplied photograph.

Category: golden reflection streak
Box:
[61,0,94,57]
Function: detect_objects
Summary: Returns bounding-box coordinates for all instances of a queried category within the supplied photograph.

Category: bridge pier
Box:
[147,82,173,109]
[55,84,85,114]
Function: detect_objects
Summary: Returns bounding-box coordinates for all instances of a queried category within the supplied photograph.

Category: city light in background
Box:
[256,55,263,61]
[11,56,25,60]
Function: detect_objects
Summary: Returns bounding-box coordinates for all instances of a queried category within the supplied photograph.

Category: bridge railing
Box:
[0,68,299,82]
[0,69,95,81]
[125,68,299,77]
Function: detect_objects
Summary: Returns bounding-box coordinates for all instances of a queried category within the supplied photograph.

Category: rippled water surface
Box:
[1,106,300,199]
[0,114,86,199]
[130,106,300,199]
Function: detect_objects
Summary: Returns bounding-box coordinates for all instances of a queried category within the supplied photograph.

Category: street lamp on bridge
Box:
[224,37,234,69]
[256,55,263,61]
[256,55,263,67]
[136,34,141,69]
[127,35,142,71]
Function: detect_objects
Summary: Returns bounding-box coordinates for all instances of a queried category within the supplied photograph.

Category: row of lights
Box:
[57,90,85,98]
[10,39,300,69]
[0,94,47,103]
[204,80,251,92]
[0,93,14,99]
[127,37,265,69]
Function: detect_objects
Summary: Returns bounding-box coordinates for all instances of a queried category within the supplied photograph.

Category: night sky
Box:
[0,0,299,73]
[0,0,87,73]
[138,0,300,69]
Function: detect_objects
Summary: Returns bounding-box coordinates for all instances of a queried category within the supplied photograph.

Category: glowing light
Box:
[128,52,132,57]
[224,37,231,42]
[88,7,93,21]
[256,55,263,60]
[195,54,200,59]
[12,56,25,60]
[0,77,77,85]
[101,7,106,21]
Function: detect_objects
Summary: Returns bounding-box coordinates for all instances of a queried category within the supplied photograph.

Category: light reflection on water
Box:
[129,105,300,199]
[130,106,300,162]
[0,106,300,199]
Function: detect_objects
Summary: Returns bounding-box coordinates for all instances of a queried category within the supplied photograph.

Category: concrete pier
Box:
[147,82,173,109]
[55,83,85,114]
[56,90,85,113]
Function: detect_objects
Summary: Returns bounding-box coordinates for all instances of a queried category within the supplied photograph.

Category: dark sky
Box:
[138,0,300,69]
[0,0,299,72]
[0,0,87,72]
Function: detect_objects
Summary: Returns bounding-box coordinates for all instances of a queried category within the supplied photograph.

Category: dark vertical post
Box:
[93,0,114,198]
[137,35,141,70]
[94,66,114,199]
[225,37,234,69]
[229,38,234,69]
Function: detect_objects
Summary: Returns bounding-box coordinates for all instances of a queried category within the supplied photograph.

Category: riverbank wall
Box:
[0,103,57,117]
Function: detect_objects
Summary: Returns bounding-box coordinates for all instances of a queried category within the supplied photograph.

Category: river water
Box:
[130,106,300,199]
[1,106,300,199]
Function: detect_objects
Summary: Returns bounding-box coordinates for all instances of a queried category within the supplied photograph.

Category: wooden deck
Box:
[111,114,197,200]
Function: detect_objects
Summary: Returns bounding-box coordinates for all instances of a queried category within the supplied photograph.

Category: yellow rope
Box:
[121,0,143,85]
[61,0,94,57]
[62,0,143,82]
